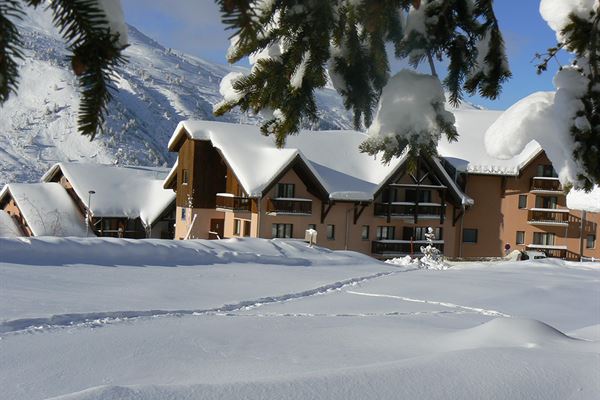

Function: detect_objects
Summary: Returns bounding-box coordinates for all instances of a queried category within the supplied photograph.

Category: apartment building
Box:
[439,108,600,260]
[166,119,599,260]
[166,120,473,258]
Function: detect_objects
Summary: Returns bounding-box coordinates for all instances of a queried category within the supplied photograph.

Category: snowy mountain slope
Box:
[0,9,353,187]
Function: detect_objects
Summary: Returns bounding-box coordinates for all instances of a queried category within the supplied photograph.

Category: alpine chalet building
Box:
[165,118,599,261]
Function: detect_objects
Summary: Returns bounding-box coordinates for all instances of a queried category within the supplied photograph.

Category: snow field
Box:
[1,238,599,400]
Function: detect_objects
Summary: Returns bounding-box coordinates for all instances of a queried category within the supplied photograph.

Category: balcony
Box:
[374,202,444,219]
[216,193,251,212]
[530,177,563,194]
[267,197,312,215]
[527,208,570,226]
[371,240,444,257]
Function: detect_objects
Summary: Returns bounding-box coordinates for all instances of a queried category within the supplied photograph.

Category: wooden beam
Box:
[452,206,464,226]
[353,203,367,224]
[440,189,446,224]
[321,201,334,223]
[388,183,447,189]
[414,159,420,225]
[387,189,391,223]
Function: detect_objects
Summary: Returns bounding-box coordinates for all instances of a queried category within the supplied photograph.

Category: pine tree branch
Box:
[27,0,127,139]
[0,0,24,103]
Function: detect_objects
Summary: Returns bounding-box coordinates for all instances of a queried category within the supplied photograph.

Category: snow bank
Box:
[2,242,598,400]
[385,255,414,266]
[0,236,379,267]
[443,318,575,350]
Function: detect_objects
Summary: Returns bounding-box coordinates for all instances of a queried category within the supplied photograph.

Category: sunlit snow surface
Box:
[1,237,598,400]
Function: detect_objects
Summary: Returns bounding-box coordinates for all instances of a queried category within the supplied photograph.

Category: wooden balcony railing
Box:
[267,198,312,215]
[527,209,569,225]
[371,240,444,256]
[374,203,444,218]
[530,177,563,193]
[216,193,251,212]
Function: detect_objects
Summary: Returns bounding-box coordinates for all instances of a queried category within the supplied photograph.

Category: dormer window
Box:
[277,183,295,198]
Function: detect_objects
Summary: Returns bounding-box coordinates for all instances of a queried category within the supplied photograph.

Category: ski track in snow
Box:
[346,290,511,317]
[0,270,516,337]
[217,310,476,318]
[0,271,398,336]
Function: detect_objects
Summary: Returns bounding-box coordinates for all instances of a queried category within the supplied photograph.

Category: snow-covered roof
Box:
[41,163,175,226]
[0,210,23,237]
[567,186,600,213]
[0,183,88,237]
[163,159,178,189]
[437,109,543,176]
[169,120,410,201]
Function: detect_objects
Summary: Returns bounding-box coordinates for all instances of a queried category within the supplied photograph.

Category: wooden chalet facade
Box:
[165,121,469,259]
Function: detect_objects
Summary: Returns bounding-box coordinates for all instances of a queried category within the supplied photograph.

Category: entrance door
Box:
[209,218,224,240]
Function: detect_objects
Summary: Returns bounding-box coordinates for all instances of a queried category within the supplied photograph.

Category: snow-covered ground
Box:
[1,238,599,400]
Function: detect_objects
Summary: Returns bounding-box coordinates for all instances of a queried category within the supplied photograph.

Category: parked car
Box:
[520,250,547,260]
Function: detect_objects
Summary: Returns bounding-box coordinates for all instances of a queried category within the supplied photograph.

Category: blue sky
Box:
[121,0,567,110]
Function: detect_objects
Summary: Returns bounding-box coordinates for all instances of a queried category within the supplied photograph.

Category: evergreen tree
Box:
[534,3,600,190]
[0,0,127,139]
[215,0,510,162]
[419,226,446,269]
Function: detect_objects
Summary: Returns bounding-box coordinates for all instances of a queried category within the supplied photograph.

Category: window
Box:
[463,228,478,243]
[307,224,317,231]
[586,234,596,249]
[272,223,293,238]
[405,189,432,203]
[234,219,241,236]
[535,196,558,209]
[276,183,295,198]
[181,208,187,221]
[327,224,335,240]
[182,169,189,184]
[536,164,558,178]
[533,232,555,246]
[518,195,527,209]
[361,225,369,240]
[243,220,251,237]
[516,231,525,245]
[381,188,398,203]
[376,226,395,240]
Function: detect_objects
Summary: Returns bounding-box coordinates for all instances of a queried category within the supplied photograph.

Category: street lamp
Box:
[86,190,95,237]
